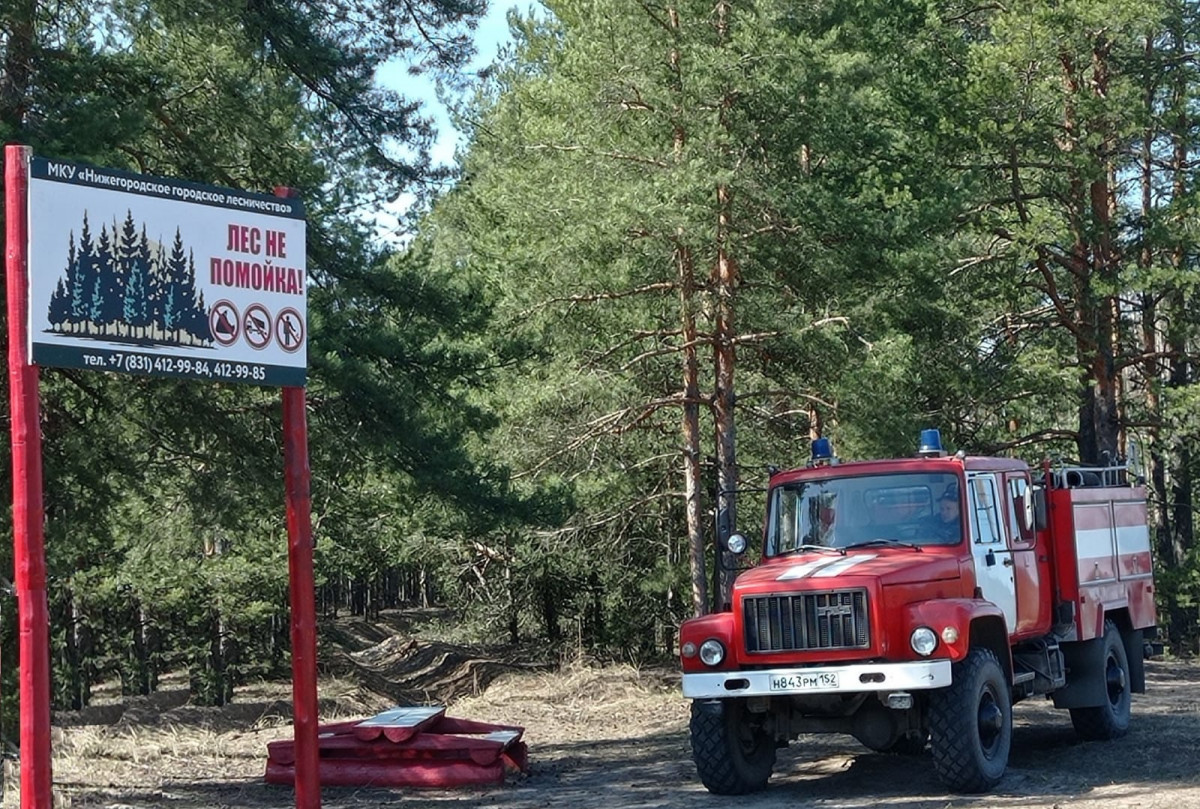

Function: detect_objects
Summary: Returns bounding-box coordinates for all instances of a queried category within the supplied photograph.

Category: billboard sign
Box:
[27,157,307,386]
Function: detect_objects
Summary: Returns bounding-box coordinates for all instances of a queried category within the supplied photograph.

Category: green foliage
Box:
[424,0,1200,653]
[0,0,535,729]
[424,0,973,652]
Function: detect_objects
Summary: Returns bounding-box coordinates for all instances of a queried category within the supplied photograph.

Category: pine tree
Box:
[162,230,189,340]
[184,250,211,343]
[96,222,124,329]
[48,233,76,330]
[70,215,98,329]
[123,260,150,336]
[146,235,167,339]
[48,278,71,329]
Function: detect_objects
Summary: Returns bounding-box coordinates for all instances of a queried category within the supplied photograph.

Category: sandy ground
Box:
[21,655,1200,809]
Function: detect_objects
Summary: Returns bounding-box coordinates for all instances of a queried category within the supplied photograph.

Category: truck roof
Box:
[770,454,1029,486]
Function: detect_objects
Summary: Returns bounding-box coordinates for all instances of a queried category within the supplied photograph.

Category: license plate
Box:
[769,671,839,691]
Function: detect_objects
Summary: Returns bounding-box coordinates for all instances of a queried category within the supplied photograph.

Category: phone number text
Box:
[83,351,268,382]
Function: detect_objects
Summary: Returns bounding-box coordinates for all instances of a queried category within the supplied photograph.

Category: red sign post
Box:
[4,145,321,808]
[7,143,53,809]
[279,182,320,809]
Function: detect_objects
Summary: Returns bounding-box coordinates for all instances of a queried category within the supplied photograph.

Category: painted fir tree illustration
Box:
[47,211,213,346]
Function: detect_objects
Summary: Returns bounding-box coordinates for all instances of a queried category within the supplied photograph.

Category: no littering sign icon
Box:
[276,308,304,354]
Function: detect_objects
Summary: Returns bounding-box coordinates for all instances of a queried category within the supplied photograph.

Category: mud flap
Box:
[1123,629,1145,693]
[1051,635,1106,709]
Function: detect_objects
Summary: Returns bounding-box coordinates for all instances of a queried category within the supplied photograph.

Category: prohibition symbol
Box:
[209,300,240,346]
[244,303,272,350]
[275,308,304,354]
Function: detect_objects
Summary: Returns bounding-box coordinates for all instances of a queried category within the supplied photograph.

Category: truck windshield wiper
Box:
[839,538,923,553]
[782,544,846,556]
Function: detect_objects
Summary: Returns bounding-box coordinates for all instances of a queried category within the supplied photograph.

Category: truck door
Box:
[1004,473,1048,637]
[968,474,1017,631]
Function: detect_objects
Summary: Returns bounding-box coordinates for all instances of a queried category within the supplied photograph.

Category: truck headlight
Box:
[699,639,726,666]
[910,627,938,656]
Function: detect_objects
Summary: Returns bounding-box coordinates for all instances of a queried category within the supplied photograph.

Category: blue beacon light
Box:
[918,428,945,456]
[811,437,833,463]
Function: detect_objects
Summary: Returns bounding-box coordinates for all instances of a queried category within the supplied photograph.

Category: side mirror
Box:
[1011,478,1034,532]
[724,532,748,555]
[1033,488,1047,532]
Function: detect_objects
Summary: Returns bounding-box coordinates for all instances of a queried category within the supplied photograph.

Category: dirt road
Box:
[37,658,1200,808]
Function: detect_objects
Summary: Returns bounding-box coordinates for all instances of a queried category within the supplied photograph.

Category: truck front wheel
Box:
[689,699,776,795]
[1069,619,1132,740]
[928,648,1012,792]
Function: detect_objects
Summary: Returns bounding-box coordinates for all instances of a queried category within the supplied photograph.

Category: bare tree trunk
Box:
[679,236,707,617]
[139,603,160,695]
[713,182,737,610]
[1167,288,1192,569]
[66,590,92,709]
[1165,14,1194,639]
[1061,45,1120,465]
[1137,37,1173,569]
[669,5,708,618]
[506,563,519,643]
[712,0,739,611]
[1090,164,1121,463]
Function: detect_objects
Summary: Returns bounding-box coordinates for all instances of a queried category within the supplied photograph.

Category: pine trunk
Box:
[678,237,707,617]
[712,1,739,611]
[713,183,737,610]
[669,5,708,619]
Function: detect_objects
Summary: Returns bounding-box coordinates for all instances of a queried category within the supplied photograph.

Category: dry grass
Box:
[453,661,686,740]
[20,657,688,808]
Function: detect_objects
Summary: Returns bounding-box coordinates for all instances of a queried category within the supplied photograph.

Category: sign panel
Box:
[27,157,307,386]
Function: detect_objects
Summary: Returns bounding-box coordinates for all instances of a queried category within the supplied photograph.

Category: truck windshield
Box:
[765,472,963,556]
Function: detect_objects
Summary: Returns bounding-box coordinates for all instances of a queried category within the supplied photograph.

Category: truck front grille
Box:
[743,590,869,653]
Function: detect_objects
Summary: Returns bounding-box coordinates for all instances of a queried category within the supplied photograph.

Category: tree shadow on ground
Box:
[65,703,1198,809]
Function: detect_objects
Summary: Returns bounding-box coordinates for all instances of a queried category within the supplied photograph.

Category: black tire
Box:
[689,699,776,795]
[928,648,1012,793]
[1069,619,1132,740]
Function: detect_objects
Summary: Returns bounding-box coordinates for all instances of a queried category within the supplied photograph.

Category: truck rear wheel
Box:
[1069,619,1132,740]
[928,648,1012,793]
[689,699,776,795]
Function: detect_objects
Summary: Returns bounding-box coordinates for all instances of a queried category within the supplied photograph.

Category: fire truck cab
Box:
[679,431,1156,794]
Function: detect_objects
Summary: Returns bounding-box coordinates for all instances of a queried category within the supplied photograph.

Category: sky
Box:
[376,2,525,169]
[368,3,529,238]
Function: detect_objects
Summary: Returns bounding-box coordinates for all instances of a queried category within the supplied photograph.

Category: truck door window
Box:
[1006,475,1034,545]
[969,476,1003,545]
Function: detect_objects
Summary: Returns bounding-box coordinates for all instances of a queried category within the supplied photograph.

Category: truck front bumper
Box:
[681,659,952,699]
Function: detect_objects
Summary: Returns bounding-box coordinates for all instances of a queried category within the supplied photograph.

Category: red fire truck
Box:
[679,430,1156,794]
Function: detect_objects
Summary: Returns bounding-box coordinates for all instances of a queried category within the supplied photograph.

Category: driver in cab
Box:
[933,488,962,541]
